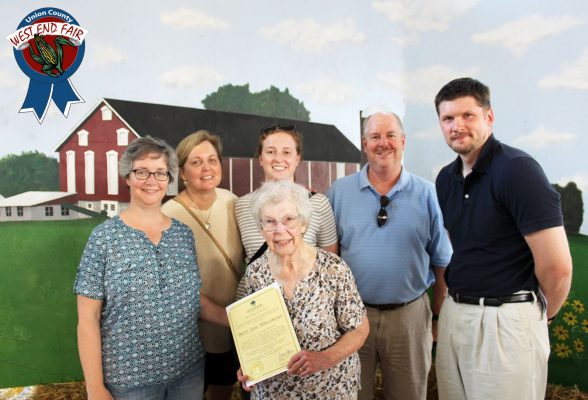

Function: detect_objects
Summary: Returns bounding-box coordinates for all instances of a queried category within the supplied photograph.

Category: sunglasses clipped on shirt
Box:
[377,195,390,227]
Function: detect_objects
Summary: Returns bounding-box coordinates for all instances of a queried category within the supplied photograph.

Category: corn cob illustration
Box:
[29,34,75,77]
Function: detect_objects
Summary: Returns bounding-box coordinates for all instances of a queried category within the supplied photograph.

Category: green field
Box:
[0,220,586,389]
[0,218,106,388]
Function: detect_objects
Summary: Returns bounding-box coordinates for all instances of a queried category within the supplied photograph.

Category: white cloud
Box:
[472,15,584,54]
[379,64,478,104]
[161,8,228,30]
[378,72,402,90]
[413,126,439,140]
[513,126,575,149]
[372,0,478,32]
[431,161,453,180]
[361,105,400,119]
[539,48,588,91]
[46,102,62,117]
[390,32,419,47]
[91,43,127,66]
[1,46,13,59]
[260,18,365,53]
[0,70,19,88]
[556,174,588,193]
[297,79,356,104]
[160,65,222,89]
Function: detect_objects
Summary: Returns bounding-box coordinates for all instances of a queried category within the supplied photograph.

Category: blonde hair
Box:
[176,130,223,168]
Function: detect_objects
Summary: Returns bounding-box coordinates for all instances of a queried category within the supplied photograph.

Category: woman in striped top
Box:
[234,124,338,266]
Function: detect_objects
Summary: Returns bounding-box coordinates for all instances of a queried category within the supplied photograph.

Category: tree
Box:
[0,151,59,197]
[553,182,584,234]
[202,84,311,121]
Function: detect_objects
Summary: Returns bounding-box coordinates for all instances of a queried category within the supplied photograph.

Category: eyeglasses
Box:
[132,169,170,181]
[260,124,297,135]
[260,215,299,231]
[377,196,390,227]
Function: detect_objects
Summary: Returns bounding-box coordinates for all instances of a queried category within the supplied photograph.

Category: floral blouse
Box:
[74,216,203,387]
[244,248,366,399]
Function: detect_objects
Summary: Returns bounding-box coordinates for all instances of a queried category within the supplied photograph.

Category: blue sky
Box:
[2,0,587,232]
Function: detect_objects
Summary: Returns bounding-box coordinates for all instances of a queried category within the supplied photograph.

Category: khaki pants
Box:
[358,293,432,400]
[436,295,550,400]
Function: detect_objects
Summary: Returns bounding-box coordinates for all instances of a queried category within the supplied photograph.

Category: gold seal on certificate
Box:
[226,282,300,387]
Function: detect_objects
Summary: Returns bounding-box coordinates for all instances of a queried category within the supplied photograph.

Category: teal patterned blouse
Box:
[74,215,203,387]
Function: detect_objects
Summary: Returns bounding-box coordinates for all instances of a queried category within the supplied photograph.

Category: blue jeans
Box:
[106,358,205,400]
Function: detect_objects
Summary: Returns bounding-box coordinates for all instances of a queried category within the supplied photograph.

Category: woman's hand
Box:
[287,350,333,377]
[87,384,114,400]
[287,315,369,378]
[200,295,229,327]
[237,368,255,392]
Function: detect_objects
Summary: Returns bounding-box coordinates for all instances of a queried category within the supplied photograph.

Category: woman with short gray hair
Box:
[237,180,369,400]
[75,136,228,400]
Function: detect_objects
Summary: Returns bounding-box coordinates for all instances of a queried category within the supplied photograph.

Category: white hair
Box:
[251,180,312,228]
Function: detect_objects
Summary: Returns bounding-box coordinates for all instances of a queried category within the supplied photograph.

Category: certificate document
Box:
[226,282,301,386]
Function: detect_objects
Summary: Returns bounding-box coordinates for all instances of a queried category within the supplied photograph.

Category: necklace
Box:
[185,192,213,230]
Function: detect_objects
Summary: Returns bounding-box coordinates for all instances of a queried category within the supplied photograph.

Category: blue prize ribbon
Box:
[20,78,83,122]
[13,7,85,123]
[52,79,83,115]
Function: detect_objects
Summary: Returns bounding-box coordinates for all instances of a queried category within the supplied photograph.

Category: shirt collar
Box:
[447,133,500,176]
[358,163,409,196]
[472,133,500,173]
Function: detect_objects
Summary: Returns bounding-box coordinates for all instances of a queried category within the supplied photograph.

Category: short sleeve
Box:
[498,157,563,235]
[331,256,366,332]
[73,227,106,300]
[426,187,452,268]
[242,254,270,297]
[313,194,338,247]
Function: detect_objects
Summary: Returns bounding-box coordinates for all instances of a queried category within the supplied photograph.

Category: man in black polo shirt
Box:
[433,77,573,400]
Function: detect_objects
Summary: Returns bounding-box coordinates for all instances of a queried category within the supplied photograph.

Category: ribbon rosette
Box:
[7,8,88,123]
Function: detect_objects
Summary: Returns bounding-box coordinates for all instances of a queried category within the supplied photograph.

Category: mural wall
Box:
[1,0,587,390]
[2,1,587,230]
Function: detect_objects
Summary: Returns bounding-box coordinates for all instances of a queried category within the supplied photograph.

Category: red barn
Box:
[54,99,360,217]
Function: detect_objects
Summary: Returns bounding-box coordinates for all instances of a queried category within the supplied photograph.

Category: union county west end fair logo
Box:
[6,8,88,123]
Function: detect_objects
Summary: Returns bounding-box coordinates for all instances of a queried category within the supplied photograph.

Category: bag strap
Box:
[248,242,268,266]
[173,195,240,282]
[247,190,317,266]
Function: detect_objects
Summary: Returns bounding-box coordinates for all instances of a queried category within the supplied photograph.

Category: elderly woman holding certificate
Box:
[237,180,369,400]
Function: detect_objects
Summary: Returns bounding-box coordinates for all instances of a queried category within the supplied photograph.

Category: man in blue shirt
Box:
[328,111,452,400]
[434,77,573,400]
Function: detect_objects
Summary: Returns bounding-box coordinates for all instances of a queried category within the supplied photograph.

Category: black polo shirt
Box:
[435,134,563,297]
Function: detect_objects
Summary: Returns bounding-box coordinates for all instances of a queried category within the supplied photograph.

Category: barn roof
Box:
[58,98,360,163]
[0,191,75,207]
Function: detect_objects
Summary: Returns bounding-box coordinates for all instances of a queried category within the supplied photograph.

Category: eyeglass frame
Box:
[377,195,390,227]
[260,214,300,232]
[132,168,170,181]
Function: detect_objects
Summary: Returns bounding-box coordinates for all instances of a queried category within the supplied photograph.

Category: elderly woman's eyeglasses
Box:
[132,169,170,181]
[260,215,299,231]
[260,124,297,135]
[377,196,390,227]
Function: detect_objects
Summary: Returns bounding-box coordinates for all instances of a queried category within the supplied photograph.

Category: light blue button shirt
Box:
[327,165,452,304]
